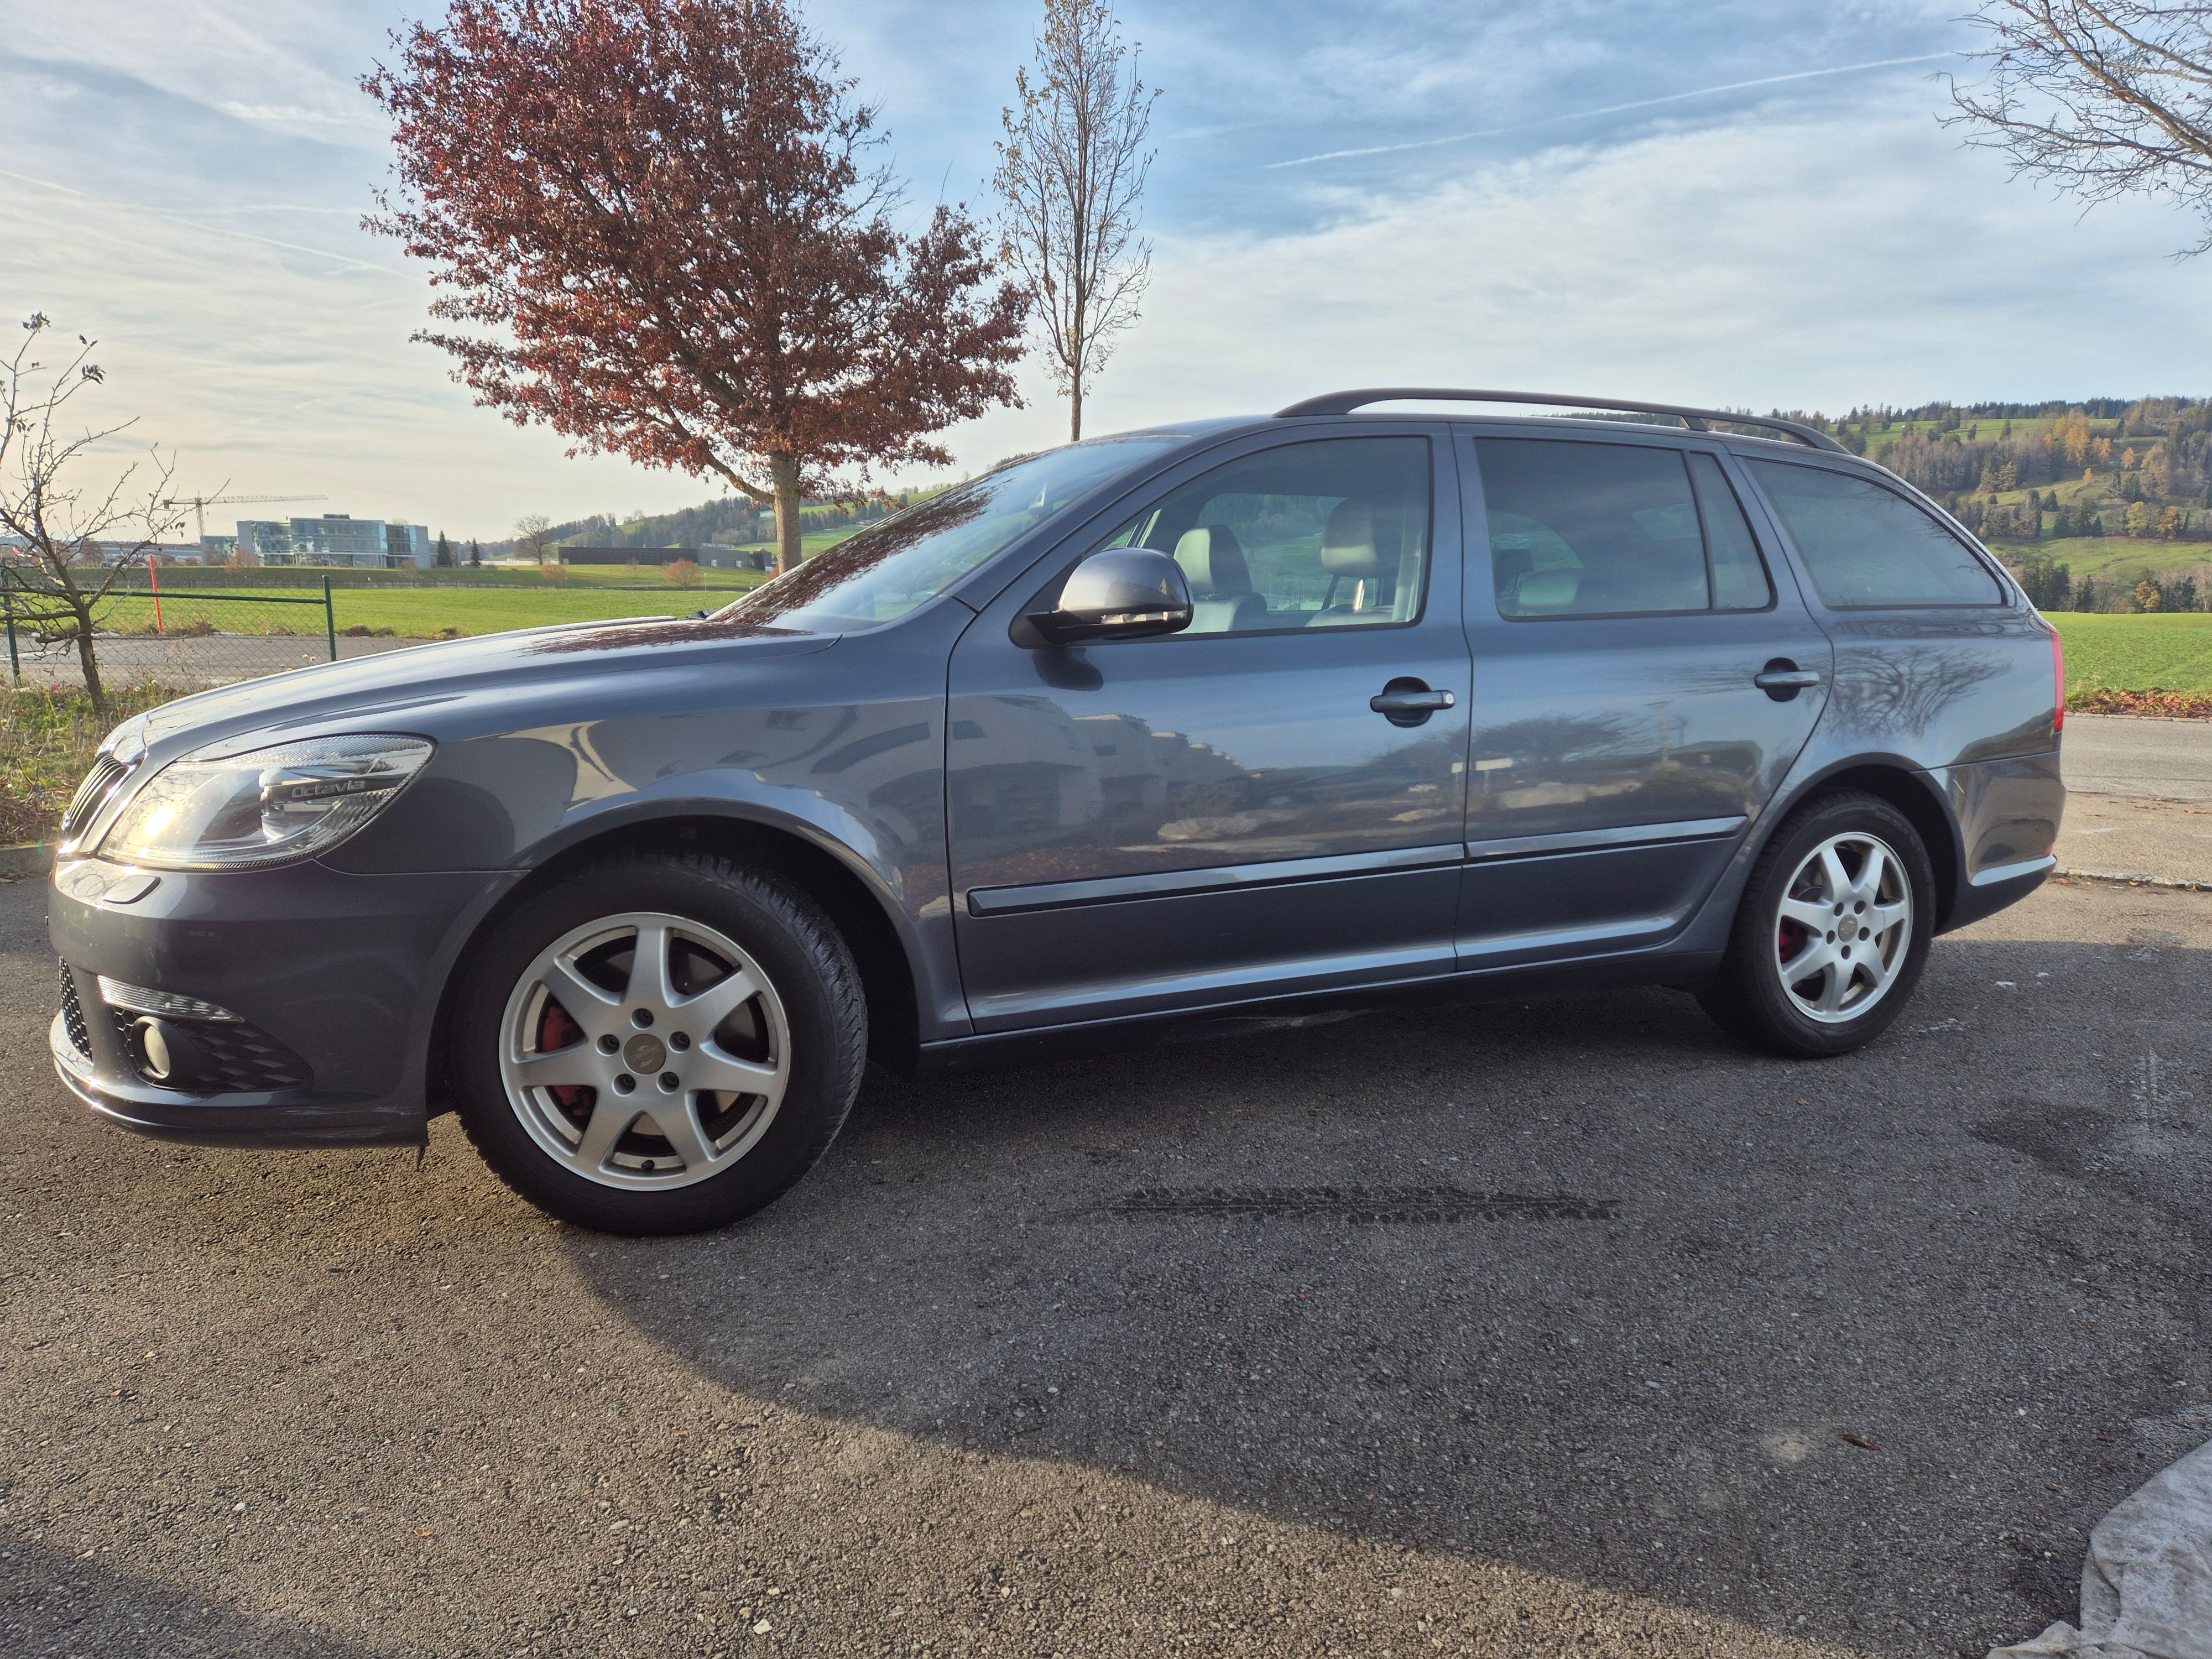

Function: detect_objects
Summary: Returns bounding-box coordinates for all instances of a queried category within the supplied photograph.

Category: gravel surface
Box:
[4,874,2210,1658]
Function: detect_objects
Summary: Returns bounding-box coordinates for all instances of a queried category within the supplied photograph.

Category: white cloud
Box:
[1049,85,2212,445]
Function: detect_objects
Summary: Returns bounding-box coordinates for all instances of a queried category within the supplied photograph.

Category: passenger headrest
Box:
[1173,524,1253,597]
[1322,500,1384,576]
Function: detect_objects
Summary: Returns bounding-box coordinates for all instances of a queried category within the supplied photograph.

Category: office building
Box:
[237,515,433,569]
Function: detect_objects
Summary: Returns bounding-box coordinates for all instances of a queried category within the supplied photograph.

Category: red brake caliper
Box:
[538,1000,589,1121]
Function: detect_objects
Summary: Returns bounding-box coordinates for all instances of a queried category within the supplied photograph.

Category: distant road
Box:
[2057,713,2212,884]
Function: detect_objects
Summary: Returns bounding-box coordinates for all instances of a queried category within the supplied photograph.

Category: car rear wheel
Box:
[451,851,865,1235]
[1699,791,1934,1058]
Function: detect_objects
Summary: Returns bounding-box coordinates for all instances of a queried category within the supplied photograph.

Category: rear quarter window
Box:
[1746,460,2004,608]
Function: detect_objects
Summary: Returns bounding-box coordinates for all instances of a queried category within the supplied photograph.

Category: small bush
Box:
[664,557,701,588]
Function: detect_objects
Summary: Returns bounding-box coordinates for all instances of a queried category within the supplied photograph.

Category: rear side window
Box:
[1474,439,1773,619]
[1746,461,2002,608]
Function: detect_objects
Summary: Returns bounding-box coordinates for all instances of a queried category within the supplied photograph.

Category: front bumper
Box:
[48,857,519,1146]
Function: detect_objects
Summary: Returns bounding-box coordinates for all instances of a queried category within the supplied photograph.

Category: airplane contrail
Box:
[1264,51,1955,170]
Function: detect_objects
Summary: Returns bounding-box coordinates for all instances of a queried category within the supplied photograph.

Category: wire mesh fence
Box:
[1,571,364,692]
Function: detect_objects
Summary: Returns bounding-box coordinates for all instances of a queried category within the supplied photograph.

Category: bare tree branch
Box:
[1945,2,2212,254]
[993,0,1158,441]
[1,312,185,717]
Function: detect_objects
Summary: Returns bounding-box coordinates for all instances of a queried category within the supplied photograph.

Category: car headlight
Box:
[96,734,434,871]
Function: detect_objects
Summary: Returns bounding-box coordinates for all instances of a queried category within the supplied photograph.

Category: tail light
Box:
[2051,629,2065,732]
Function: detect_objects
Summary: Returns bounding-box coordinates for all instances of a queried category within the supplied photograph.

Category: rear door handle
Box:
[1370,682,1456,725]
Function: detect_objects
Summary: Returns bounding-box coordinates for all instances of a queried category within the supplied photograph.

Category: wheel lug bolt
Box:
[1826,931,1835,942]
[659,1072,680,1092]
[669,1032,691,1052]
[631,1009,654,1029]
[613,1073,635,1094]
[597,1035,619,1053]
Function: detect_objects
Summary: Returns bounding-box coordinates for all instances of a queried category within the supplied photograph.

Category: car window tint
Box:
[1097,437,1431,634]
[1475,439,1713,618]
[1746,461,2002,607]
[1688,452,1774,611]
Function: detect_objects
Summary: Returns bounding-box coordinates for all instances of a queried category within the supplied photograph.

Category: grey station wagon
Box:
[48,389,2067,1235]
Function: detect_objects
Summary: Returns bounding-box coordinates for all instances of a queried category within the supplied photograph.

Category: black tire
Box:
[451,850,865,1235]
[1698,790,1936,1058]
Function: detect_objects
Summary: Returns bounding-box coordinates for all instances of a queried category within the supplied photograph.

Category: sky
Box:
[2,0,2209,541]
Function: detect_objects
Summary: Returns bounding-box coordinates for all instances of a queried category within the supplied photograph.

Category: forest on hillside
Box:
[1797,397,2212,612]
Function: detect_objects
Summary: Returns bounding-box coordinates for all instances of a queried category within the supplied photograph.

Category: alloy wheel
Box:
[1772,831,1913,1025]
[497,910,790,1190]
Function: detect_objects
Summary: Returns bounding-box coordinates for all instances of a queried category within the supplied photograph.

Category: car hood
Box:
[133,615,837,755]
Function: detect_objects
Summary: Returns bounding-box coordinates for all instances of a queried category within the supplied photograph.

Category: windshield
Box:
[715,435,1187,633]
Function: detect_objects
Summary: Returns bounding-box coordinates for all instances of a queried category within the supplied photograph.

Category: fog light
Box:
[98,978,239,1023]
[129,1017,209,1086]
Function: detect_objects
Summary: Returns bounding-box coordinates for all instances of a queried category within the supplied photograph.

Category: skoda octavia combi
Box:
[49,389,2066,1234]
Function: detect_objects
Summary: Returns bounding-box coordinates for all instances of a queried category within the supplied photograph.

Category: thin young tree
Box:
[1947,2,2212,254]
[434,529,457,567]
[364,0,1026,576]
[0,314,185,718]
[994,0,1159,441]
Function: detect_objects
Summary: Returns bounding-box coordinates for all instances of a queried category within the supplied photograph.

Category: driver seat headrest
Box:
[1322,500,1385,576]
[1173,525,1254,597]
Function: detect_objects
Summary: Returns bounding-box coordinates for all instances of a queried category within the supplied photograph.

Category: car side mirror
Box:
[1017,548,1193,648]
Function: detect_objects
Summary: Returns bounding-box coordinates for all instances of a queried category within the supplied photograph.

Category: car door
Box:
[1455,428,1833,967]
[945,426,1471,1032]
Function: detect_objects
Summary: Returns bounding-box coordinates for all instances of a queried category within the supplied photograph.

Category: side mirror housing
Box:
[1017,548,1193,648]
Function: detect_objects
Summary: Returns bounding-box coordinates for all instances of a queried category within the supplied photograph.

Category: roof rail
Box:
[1272,388,1850,454]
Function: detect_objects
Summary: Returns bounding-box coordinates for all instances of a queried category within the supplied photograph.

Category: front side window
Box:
[718,434,1187,633]
[1746,460,2004,608]
[1093,437,1432,634]
[1475,438,1774,619]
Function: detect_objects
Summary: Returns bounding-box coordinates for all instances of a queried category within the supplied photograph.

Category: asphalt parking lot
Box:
[4,870,2210,1659]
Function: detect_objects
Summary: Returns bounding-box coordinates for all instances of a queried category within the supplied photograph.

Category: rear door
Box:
[945,426,1471,1031]
[1455,429,1832,966]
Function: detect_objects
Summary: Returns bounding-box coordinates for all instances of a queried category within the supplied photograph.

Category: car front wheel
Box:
[451,851,866,1235]
[1699,791,1934,1058]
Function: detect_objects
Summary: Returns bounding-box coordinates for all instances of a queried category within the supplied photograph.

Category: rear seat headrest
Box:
[1172,525,1254,597]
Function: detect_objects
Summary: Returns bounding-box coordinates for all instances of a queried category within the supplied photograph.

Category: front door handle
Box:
[1370,679,1457,726]
[1754,661,1821,701]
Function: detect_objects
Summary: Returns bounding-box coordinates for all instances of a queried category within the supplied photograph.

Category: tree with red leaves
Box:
[364,0,1028,575]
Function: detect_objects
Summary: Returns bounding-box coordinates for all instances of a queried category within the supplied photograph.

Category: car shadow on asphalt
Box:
[560,936,2212,1657]
[0,1538,374,1658]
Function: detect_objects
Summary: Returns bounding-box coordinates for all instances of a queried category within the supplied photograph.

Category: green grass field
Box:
[1986,535,2212,584]
[2049,612,2212,697]
[87,587,747,640]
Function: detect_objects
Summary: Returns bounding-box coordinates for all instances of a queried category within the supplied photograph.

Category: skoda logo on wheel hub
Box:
[623,1032,667,1073]
[1838,915,1859,942]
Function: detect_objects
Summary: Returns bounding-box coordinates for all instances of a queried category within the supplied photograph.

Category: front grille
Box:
[108,1006,312,1095]
[58,965,90,1056]
[59,753,129,841]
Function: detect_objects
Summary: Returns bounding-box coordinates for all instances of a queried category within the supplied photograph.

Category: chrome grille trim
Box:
[59,753,131,840]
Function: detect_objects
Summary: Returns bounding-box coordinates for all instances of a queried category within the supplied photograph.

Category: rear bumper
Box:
[48,858,518,1147]
[1933,750,2064,933]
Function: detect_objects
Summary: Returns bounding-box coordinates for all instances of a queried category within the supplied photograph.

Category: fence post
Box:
[3,573,18,685]
[323,575,337,661]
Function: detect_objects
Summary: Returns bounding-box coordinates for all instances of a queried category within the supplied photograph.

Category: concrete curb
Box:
[2053,866,2212,894]
[0,843,54,880]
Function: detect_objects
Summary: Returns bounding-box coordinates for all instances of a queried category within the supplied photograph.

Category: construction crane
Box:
[161,492,327,542]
